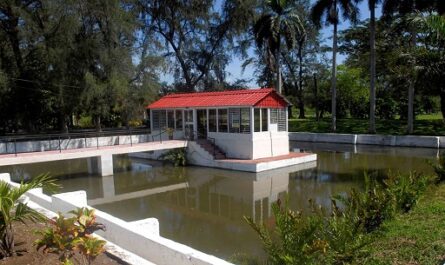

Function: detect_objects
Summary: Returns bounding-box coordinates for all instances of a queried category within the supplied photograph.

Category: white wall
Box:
[0,173,234,265]
[208,132,253,159]
[251,131,289,159]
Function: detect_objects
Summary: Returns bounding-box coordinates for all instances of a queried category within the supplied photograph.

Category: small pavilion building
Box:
[146,88,316,172]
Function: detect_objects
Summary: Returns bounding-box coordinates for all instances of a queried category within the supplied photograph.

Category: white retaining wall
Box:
[289,132,443,148]
[0,173,234,265]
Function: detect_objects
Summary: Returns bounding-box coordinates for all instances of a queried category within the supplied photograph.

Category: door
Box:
[197,109,207,139]
[184,110,194,140]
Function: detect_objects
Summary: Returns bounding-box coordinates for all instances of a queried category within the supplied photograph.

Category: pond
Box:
[0,142,439,261]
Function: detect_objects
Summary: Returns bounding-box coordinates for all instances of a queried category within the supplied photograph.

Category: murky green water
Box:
[0,142,439,260]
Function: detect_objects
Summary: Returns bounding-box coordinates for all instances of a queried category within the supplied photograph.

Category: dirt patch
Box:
[0,221,126,265]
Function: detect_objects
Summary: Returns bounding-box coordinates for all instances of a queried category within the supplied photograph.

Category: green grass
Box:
[288,113,445,135]
[358,184,445,265]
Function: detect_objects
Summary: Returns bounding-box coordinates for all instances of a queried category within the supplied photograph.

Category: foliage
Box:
[385,171,435,212]
[35,207,106,265]
[159,148,187,167]
[432,154,445,183]
[334,175,393,233]
[247,170,438,264]
[0,174,59,258]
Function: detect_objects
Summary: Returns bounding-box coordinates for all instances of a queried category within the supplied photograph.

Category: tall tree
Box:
[366,0,382,133]
[381,0,443,133]
[311,0,359,132]
[253,0,305,94]
[138,0,255,92]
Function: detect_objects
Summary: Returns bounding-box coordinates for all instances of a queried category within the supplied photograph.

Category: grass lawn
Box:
[358,184,445,265]
[288,112,445,135]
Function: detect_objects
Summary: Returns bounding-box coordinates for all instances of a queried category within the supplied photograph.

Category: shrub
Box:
[334,175,394,233]
[159,148,187,167]
[0,174,58,258]
[431,155,445,183]
[35,207,106,265]
[384,171,434,212]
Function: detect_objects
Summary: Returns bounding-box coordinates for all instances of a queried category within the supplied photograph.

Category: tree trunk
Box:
[369,4,376,134]
[275,39,282,94]
[331,22,338,132]
[440,89,445,123]
[407,26,417,134]
[95,116,102,132]
[313,73,319,121]
[298,44,305,119]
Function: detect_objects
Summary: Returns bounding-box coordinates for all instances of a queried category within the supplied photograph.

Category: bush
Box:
[334,175,394,233]
[432,155,445,183]
[384,171,434,212]
[159,148,187,167]
[35,207,106,265]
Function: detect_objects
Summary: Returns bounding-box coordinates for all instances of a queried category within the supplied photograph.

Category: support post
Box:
[86,154,114,176]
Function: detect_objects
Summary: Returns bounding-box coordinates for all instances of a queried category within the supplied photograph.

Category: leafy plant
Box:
[384,171,434,212]
[245,199,325,265]
[0,174,58,258]
[431,155,445,183]
[334,175,394,233]
[159,148,187,167]
[35,207,106,265]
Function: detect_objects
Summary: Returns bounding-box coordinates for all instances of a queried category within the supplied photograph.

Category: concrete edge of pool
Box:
[0,173,235,265]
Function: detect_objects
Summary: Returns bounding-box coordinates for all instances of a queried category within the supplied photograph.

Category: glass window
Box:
[152,110,160,130]
[270,109,278,124]
[229,108,240,133]
[254,109,261,132]
[261,108,268,131]
[240,108,250,133]
[167,110,174,129]
[209,109,217,132]
[218,109,228,132]
[175,110,183,130]
[278,108,287,131]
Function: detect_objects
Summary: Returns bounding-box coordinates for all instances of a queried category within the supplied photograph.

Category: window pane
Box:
[218,109,228,132]
[240,108,250,133]
[270,109,278,124]
[229,108,240,133]
[254,109,260,132]
[278,108,287,131]
[209,109,217,132]
[261,109,268,131]
[159,110,167,129]
[167,110,174,129]
[175,110,183,130]
[152,110,160,130]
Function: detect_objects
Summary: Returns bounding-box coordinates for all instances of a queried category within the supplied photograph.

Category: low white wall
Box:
[208,132,253,159]
[289,132,443,148]
[252,132,289,159]
[0,173,233,265]
[208,132,289,159]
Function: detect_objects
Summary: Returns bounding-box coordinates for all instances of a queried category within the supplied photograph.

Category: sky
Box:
[161,1,383,88]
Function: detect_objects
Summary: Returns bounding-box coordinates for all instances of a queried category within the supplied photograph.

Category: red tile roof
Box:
[147,88,289,109]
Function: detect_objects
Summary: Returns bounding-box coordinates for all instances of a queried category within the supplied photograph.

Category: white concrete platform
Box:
[213,152,317,172]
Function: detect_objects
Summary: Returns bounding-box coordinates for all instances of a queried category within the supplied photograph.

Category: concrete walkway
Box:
[0,140,187,167]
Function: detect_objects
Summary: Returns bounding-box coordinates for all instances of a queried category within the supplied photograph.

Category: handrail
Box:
[151,129,168,143]
[187,130,217,157]
[0,128,152,156]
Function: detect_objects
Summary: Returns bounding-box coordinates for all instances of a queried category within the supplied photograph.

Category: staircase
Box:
[195,139,226,160]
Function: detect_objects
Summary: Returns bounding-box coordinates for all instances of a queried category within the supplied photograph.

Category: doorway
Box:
[197,110,207,139]
[184,109,194,140]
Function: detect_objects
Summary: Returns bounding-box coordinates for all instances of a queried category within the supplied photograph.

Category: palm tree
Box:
[253,0,305,94]
[0,174,58,257]
[367,0,382,134]
[311,0,359,132]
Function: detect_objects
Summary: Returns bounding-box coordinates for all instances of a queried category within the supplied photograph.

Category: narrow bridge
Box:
[0,139,186,176]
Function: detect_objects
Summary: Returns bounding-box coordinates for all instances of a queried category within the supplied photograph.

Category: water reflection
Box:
[0,142,439,259]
